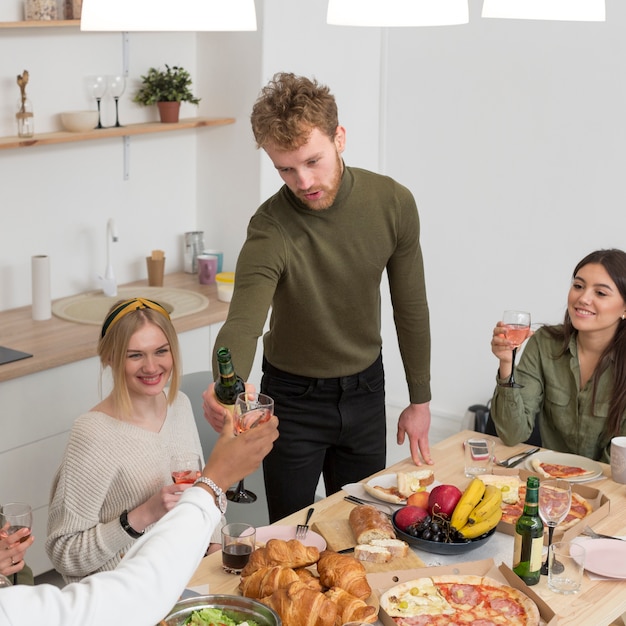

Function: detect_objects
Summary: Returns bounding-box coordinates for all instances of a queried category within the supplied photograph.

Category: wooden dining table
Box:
[187,429,626,626]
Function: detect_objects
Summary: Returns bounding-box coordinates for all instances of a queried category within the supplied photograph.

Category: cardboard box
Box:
[490,469,610,540]
[368,558,556,625]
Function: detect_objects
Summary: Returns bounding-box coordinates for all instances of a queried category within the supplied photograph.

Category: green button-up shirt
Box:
[491,327,621,462]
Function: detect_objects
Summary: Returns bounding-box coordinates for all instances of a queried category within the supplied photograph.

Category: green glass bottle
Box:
[214,347,245,407]
[512,476,544,585]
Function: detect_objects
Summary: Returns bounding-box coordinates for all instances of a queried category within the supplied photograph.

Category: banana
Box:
[468,485,503,524]
[450,478,486,530]
[458,507,502,539]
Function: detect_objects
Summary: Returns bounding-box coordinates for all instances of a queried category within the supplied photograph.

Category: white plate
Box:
[583,538,626,578]
[255,525,327,551]
[525,450,603,482]
[362,473,406,504]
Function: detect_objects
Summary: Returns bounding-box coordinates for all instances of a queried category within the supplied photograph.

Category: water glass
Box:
[221,522,256,574]
[464,438,494,477]
[0,502,33,540]
[548,541,585,594]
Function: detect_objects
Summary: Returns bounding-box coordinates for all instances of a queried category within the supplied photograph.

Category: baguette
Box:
[396,469,435,497]
[354,544,392,563]
[369,538,409,559]
[348,505,396,544]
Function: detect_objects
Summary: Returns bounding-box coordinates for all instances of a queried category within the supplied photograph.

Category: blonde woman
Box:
[46,298,223,583]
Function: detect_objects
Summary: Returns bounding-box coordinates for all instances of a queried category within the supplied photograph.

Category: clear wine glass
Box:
[170,453,202,485]
[539,479,572,575]
[228,392,274,503]
[499,310,531,388]
[0,502,33,542]
[108,75,126,127]
[86,75,107,129]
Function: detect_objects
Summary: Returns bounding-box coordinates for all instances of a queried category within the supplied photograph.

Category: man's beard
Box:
[298,153,343,211]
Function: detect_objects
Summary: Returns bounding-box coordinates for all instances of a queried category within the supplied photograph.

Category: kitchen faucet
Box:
[99,218,118,297]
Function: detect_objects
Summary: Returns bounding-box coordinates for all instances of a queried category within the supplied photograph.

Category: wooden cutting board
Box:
[312,519,425,572]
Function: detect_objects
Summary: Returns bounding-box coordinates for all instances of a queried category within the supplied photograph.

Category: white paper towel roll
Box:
[32,255,51,321]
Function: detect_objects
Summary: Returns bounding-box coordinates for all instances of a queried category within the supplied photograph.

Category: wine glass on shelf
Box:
[0,502,33,543]
[539,479,572,575]
[170,453,202,485]
[86,75,107,129]
[228,392,274,503]
[499,310,531,388]
[108,75,126,127]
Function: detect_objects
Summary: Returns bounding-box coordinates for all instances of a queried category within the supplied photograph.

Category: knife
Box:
[507,447,540,468]
[343,495,394,518]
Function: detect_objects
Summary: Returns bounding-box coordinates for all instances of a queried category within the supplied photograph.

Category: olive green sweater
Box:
[214,165,431,404]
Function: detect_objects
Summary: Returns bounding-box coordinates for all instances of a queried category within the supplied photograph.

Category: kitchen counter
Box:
[0,272,229,383]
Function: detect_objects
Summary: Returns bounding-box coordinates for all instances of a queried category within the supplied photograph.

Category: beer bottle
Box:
[214,347,245,407]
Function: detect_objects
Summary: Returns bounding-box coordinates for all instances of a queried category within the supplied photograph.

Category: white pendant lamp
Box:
[327,0,469,27]
[482,0,605,22]
[80,0,257,32]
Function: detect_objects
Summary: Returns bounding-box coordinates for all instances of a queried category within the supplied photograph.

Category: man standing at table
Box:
[204,72,432,522]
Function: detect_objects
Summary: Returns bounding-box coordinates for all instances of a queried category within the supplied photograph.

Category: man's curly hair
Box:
[250,72,339,151]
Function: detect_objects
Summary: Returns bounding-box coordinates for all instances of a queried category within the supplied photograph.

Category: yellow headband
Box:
[101,298,171,338]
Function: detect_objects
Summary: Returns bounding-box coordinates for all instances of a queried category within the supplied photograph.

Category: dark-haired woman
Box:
[490,249,626,462]
[46,298,223,583]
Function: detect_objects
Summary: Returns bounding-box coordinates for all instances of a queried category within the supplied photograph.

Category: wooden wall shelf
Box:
[0,20,80,28]
[0,117,236,150]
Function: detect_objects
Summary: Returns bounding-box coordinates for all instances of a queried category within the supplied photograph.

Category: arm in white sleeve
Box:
[0,487,220,626]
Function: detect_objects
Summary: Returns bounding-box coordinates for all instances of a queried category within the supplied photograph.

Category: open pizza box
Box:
[368,557,557,625]
[491,468,610,541]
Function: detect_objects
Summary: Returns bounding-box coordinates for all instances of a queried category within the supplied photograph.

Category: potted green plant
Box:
[133,64,201,123]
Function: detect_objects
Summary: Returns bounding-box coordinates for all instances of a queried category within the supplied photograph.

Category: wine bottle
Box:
[512,475,544,585]
[214,346,245,407]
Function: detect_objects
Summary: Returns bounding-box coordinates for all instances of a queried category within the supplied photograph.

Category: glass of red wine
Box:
[170,453,202,485]
[499,310,531,388]
[0,502,32,544]
[221,522,256,574]
[227,392,274,503]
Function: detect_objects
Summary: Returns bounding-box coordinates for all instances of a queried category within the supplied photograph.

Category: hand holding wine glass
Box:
[539,479,572,575]
[228,392,274,503]
[498,310,531,388]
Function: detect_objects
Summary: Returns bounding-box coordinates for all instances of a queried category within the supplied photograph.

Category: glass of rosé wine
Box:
[170,453,202,485]
[499,310,531,388]
[227,392,274,503]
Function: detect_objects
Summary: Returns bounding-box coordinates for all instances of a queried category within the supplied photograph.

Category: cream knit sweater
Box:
[46,392,222,583]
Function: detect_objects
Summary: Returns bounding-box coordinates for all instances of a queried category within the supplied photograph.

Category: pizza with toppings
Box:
[379,575,540,626]
[500,484,593,531]
[531,459,595,479]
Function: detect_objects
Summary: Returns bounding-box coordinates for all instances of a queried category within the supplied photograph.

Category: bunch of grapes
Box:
[404,510,470,544]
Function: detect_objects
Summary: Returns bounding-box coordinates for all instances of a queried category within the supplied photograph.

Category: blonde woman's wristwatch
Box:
[194,476,227,514]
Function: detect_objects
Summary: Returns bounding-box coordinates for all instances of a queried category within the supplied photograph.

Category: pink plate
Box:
[255,525,327,551]
[583,538,626,578]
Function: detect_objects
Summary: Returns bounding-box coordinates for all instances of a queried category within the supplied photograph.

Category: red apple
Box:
[406,491,430,509]
[428,484,463,518]
[394,505,430,532]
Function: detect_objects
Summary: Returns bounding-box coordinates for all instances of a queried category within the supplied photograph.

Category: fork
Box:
[495,447,540,468]
[295,507,314,540]
[582,526,626,541]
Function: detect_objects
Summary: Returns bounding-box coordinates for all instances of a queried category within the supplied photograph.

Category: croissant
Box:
[316,551,372,600]
[239,565,300,598]
[241,539,320,577]
[261,581,337,626]
[295,567,323,592]
[325,586,378,625]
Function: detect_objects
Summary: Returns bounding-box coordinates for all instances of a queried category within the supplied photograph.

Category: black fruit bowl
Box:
[392,510,497,555]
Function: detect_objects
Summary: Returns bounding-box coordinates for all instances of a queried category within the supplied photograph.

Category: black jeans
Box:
[261,354,387,522]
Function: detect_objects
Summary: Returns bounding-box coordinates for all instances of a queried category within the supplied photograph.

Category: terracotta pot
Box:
[157,101,181,123]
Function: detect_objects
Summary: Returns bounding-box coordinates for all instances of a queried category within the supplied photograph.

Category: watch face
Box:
[218,492,228,514]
